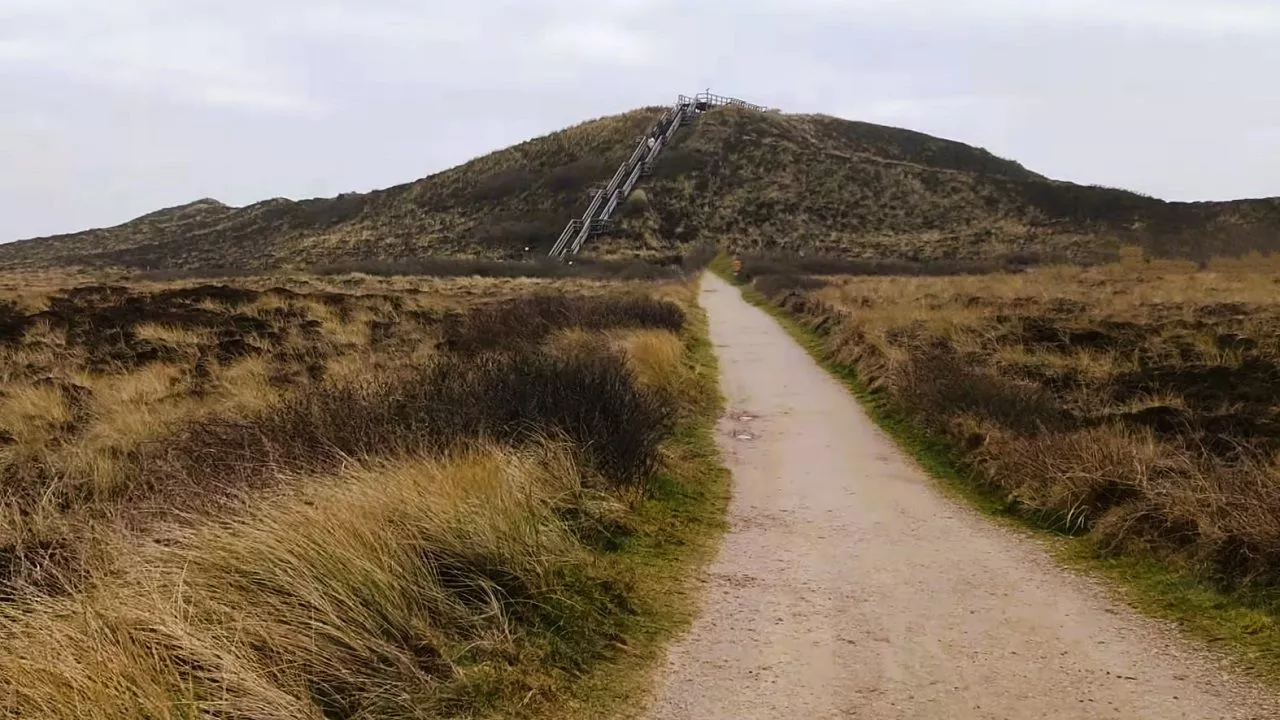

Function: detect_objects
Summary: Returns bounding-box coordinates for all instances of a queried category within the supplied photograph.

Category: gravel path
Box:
[640,273,1277,719]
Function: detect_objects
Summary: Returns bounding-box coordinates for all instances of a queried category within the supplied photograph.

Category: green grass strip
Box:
[533,282,731,720]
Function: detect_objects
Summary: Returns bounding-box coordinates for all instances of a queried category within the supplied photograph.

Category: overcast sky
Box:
[2,0,1278,242]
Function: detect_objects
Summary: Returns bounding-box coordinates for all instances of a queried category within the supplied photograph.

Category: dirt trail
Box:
[640,273,1277,720]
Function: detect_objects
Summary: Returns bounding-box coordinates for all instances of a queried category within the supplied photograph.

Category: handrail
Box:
[677,92,769,113]
[548,218,583,257]
[619,158,646,199]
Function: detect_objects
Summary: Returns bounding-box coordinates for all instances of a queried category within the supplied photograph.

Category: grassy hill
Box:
[626,109,1280,263]
[3,105,1278,272]
[0,109,665,272]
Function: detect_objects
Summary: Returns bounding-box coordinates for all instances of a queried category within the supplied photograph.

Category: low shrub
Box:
[752,273,829,298]
[472,218,564,251]
[894,346,1071,437]
[131,343,670,518]
[545,158,613,194]
[466,167,538,204]
[312,257,573,278]
[442,293,685,353]
[0,299,32,345]
[680,241,719,274]
[309,257,687,281]
[736,250,1088,283]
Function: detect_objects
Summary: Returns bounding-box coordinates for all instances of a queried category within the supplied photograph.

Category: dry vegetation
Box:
[745,249,1280,591]
[638,110,1280,264]
[0,266,719,718]
[0,110,668,271]
[5,106,1277,275]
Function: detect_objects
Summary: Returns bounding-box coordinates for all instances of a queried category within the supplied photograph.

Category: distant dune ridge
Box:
[4,105,1277,272]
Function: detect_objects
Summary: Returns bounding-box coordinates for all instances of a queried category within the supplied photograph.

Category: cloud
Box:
[781,0,1280,35]
[2,0,1279,241]
[0,38,45,61]
[0,1,316,113]
[539,20,658,66]
[989,0,1280,34]
[861,96,979,124]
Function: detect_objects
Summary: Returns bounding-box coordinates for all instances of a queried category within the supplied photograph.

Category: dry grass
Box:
[616,330,685,400]
[6,105,1277,274]
[0,269,711,717]
[645,111,1280,264]
[0,109,669,271]
[754,250,1280,589]
[1,281,438,516]
[546,327,688,409]
[0,446,624,719]
[0,273,685,586]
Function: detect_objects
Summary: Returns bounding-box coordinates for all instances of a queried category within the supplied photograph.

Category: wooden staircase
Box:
[548,91,771,259]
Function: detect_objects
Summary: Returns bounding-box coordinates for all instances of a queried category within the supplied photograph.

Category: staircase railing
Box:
[548,90,767,259]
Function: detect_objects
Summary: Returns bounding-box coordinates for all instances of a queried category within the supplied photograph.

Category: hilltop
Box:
[2,105,1278,272]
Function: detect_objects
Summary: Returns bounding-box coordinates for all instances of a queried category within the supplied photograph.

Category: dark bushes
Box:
[16,285,359,372]
[680,241,719,274]
[415,349,671,485]
[154,345,670,495]
[895,347,1071,437]
[752,273,829,298]
[120,292,685,509]
[311,256,689,281]
[292,194,368,228]
[472,218,564,251]
[648,148,709,180]
[443,293,685,353]
[467,168,538,204]
[0,300,32,345]
[332,256,704,280]
[545,158,614,194]
[313,257,577,278]
[132,267,270,282]
[737,252,1054,282]
[1,288,689,597]
[615,190,651,220]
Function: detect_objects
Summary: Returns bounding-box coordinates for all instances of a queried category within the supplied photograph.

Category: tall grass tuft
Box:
[0,446,633,719]
[442,292,685,353]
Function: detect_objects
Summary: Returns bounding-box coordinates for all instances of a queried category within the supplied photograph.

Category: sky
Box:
[2,0,1279,242]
